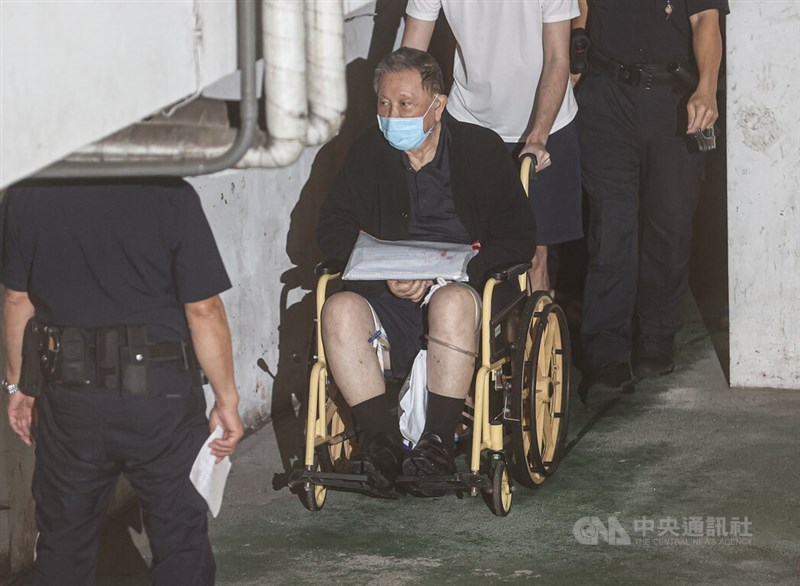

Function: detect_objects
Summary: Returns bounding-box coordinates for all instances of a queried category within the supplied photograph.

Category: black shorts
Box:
[507,119,583,246]
[365,292,424,380]
[366,285,481,380]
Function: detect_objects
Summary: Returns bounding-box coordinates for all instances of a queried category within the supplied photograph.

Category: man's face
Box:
[377,69,439,130]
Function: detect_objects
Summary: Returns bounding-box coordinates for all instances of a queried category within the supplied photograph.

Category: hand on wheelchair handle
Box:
[520,143,550,172]
[387,279,433,304]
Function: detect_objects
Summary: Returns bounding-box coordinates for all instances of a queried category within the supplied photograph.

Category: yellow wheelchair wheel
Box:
[317,383,359,472]
[509,292,571,487]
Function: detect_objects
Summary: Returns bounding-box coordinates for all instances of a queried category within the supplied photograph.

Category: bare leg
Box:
[527,245,552,294]
[322,293,402,493]
[404,284,478,489]
[320,292,384,406]
[426,284,478,398]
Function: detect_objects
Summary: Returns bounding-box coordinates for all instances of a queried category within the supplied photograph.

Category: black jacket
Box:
[317,111,536,296]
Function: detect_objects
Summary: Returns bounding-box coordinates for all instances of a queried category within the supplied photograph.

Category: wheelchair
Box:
[293,155,571,516]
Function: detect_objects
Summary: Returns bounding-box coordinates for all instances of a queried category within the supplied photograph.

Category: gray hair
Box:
[373,47,445,96]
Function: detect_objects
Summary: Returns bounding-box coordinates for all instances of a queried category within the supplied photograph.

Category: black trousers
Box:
[31,363,215,586]
[577,73,706,367]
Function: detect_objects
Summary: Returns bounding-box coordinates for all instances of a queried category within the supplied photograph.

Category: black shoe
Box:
[347,432,403,497]
[634,336,675,378]
[579,361,634,403]
[402,431,456,497]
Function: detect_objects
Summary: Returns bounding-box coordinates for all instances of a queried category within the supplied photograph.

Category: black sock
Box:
[350,394,400,445]
[423,391,465,454]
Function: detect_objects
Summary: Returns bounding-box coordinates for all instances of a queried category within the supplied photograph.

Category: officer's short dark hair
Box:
[373,47,445,96]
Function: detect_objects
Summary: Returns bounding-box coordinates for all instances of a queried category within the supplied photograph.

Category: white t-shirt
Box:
[406,0,579,143]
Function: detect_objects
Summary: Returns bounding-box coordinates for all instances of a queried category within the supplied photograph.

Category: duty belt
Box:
[26,321,203,395]
[589,48,697,89]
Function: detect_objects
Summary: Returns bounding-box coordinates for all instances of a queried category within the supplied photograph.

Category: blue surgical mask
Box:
[377,95,439,151]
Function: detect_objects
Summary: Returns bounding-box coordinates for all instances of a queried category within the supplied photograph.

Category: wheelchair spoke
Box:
[536,374,551,401]
[325,399,337,424]
[536,396,545,451]
[542,404,554,452]
[524,322,534,359]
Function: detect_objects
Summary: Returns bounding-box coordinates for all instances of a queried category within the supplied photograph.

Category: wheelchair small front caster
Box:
[485,459,513,517]
[298,462,327,512]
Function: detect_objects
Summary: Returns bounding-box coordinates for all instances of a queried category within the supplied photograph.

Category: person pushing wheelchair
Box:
[316,48,536,497]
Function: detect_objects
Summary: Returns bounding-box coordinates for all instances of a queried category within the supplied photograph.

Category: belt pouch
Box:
[19,318,44,397]
[667,62,698,88]
[96,328,120,389]
[183,342,206,386]
[121,325,149,396]
[60,327,94,385]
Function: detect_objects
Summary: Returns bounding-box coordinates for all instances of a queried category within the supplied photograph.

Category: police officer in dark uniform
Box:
[572,0,728,396]
[1,180,244,585]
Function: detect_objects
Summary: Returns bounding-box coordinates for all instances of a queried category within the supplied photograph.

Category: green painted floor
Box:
[7,296,799,585]
[206,297,799,585]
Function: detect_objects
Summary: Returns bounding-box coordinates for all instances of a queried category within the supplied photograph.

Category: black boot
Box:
[402,431,456,497]
[348,395,404,497]
[634,335,675,378]
[579,361,635,403]
[347,431,404,498]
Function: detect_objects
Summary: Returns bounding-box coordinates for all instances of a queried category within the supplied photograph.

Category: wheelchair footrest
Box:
[290,469,491,499]
[293,469,401,499]
[395,472,491,492]
[303,470,370,487]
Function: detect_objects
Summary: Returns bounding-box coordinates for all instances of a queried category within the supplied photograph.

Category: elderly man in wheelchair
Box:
[313,48,538,500]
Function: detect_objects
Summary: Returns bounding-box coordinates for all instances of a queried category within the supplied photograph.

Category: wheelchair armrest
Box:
[315,259,346,277]
[486,262,532,282]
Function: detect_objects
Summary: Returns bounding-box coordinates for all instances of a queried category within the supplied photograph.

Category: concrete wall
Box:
[0,1,237,189]
[727,1,800,389]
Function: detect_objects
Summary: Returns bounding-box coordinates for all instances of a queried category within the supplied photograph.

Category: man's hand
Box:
[387,280,433,303]
[520,140,552,172]
[686,88,718,134]
[208,403,244,463]
[7,392,35,446]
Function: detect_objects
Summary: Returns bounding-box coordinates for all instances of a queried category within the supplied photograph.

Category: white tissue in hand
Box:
[189,425,231,518]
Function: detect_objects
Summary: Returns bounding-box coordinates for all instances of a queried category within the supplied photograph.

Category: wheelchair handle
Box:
[519,153,538,198]
[315,258,346,277]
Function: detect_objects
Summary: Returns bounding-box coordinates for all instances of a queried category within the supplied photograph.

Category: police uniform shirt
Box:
[0,180,231,342]
[588,0,730,66]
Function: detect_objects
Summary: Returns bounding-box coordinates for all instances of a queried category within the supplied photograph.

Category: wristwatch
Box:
[2,379,20,395]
